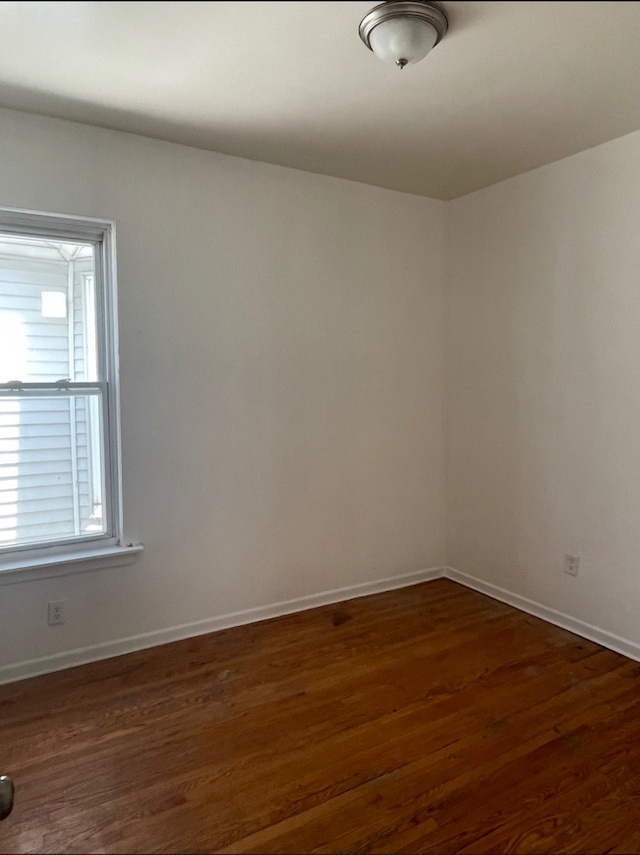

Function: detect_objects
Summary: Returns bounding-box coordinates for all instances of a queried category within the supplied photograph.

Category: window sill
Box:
[0,543,144,585]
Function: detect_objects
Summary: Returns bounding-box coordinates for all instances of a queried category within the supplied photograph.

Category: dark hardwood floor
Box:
[2,578,640,854]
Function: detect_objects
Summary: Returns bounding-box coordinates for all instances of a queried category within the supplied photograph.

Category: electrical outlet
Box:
[564,554,580,577]
[47,600,66,626]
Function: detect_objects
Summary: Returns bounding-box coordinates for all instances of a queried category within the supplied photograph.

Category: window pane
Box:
[0,393,106,547]
[0,234,98,383]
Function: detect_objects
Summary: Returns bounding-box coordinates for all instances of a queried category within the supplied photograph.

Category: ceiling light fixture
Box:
[359,1,448,70]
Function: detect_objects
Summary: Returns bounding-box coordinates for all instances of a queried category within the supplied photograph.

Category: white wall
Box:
[9,104,639,680]
[0,109,447,677]
[447,129,640,645]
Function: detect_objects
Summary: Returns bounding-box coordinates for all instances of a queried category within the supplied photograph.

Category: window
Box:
[0,209,124,567]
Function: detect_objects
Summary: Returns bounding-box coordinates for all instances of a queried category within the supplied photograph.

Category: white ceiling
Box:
[0,1,640,200]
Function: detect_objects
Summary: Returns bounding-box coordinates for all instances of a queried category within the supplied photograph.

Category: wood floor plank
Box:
[1,578,639,854]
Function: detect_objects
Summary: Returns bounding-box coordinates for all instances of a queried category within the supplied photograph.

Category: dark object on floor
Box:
[0,776,14,821]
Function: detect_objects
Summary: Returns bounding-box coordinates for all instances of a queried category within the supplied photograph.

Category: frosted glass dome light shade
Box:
[369,18,437,67]
[359,1,448,70]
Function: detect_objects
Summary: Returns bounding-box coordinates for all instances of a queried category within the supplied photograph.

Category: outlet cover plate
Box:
[564,554,580,577]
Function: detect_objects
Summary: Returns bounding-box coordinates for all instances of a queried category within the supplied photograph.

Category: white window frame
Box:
[80,270,104,525]
[0,207,141,580]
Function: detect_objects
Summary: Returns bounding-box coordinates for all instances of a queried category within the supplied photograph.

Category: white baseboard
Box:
[443,566,640,663]
[0,566,443,685]
[5,564,639,685]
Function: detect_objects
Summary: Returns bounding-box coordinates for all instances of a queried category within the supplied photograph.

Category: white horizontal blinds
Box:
[0,235,105,547]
